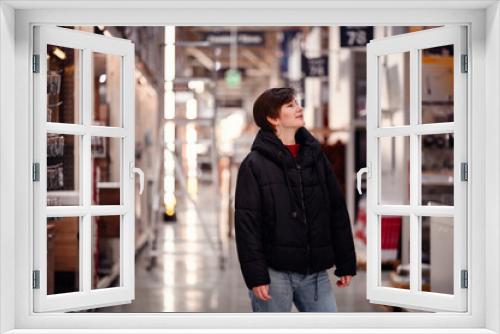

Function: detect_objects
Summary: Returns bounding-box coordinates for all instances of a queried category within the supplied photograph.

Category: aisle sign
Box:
[304,56,328,77]
[340,27,373,47]
[202,32,265,46]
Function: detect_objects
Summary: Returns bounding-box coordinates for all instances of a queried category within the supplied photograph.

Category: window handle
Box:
[130,162,145,195]
[356,162,371,195]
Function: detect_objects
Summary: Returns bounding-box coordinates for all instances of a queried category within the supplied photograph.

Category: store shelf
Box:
[421,172,453,186]
[93,225,151,290]
[96,263,120,289]
[47,191,79,206]
[168,118,214,125]
[97,182,120,189]
[353,118,367,128]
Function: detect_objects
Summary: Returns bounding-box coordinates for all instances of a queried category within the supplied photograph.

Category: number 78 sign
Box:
[340,26,374,47]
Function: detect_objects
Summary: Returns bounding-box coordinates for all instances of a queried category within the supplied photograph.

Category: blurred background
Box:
[44,25,455,312]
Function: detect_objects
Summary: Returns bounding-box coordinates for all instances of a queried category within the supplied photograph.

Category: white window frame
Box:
[365,26,468,312]
[32,26,136,312]
[0,1,498,333]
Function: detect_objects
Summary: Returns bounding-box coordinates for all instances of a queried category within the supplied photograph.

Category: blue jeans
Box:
[248,267,338,312]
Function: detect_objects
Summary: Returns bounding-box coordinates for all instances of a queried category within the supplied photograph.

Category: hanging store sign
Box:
[216,67,246,79]
[224,69,242,87]
[202,31,265,46]
[340,27,373,47]
[304,56,328,77]
[217,98,243,108]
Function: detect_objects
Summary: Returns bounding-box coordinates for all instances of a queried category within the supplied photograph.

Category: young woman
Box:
[234,87,357,312]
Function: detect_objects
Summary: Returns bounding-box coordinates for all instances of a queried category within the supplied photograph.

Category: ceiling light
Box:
[52,47,66,60]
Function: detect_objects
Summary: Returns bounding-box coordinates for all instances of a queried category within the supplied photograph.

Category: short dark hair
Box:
[252,87,296,132]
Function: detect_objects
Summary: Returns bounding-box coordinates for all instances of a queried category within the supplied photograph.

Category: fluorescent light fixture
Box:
[52,47,66,60]
[188,80,205,94]
[186,98,197,119]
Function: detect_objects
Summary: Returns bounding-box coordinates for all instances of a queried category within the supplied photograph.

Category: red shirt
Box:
[285,144,300,158]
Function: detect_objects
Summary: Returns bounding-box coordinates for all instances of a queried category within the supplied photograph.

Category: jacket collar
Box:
[250,126,322,166]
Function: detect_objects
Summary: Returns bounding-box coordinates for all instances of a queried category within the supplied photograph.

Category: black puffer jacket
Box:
[234,127,357,290]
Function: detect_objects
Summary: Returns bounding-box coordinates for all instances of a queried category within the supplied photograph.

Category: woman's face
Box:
[268,98,305,130]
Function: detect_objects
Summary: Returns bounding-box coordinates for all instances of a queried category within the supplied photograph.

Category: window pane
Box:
[379,136,410,205]
[47,133,81,206]
[47,217,80,295]
[92,137,121,205]
[47,45,80,124]
[420,45,454,123]
[421,216,454,294]
[91,215,121,289]
[92,52,122,128]
[379,215,410,290]
[421,133,454,206]
[378,52,410,127]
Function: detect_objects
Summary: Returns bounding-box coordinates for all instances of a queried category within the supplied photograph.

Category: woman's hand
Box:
[252,284,272,301]
[336,275,352,288]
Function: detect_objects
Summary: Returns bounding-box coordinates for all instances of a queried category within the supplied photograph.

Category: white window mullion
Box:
[46,122,86,135]
[41,79,48,299]
[81,214,91,293]
[46,206,86,217]
[373,205,454,217]
[82,48,91,210]
[365,48,379,299]
[374,122,454,137]
[45,123,127,138]
[409,215,420,292]
[375,126,413,136]
[373,205,411,216]
[33,26,50,305]
[413,205,454,217]
[77,46,87,294]
[90,205,127,216]
[409,48,420,293]
[121,44,135,296]
[46,205,126,217]
[452,26,468,309]
[81,48,92,294]
[413,122,454,135]
[88,126,127,138]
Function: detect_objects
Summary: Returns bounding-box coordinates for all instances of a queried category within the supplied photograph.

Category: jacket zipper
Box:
[296,163,307,224]
[296,162,311,273]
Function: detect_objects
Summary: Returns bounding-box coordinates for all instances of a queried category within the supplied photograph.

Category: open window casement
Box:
[33,26,142,312]
[358,25,468,312]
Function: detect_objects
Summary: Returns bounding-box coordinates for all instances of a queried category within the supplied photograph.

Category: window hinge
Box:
[33,163,40,182]
[461,269,468,289]
[33,270,40,289]
[461,54,468,73]
[32,55,40,73]
[461,162,468,181]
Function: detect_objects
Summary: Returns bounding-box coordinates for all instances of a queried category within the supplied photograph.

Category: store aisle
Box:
[96,183,383,313]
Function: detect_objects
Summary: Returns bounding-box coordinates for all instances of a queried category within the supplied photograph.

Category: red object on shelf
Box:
[355,214,366,243]
[381,216,402,250]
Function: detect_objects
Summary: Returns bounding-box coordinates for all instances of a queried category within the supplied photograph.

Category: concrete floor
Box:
[95,181,397,313]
